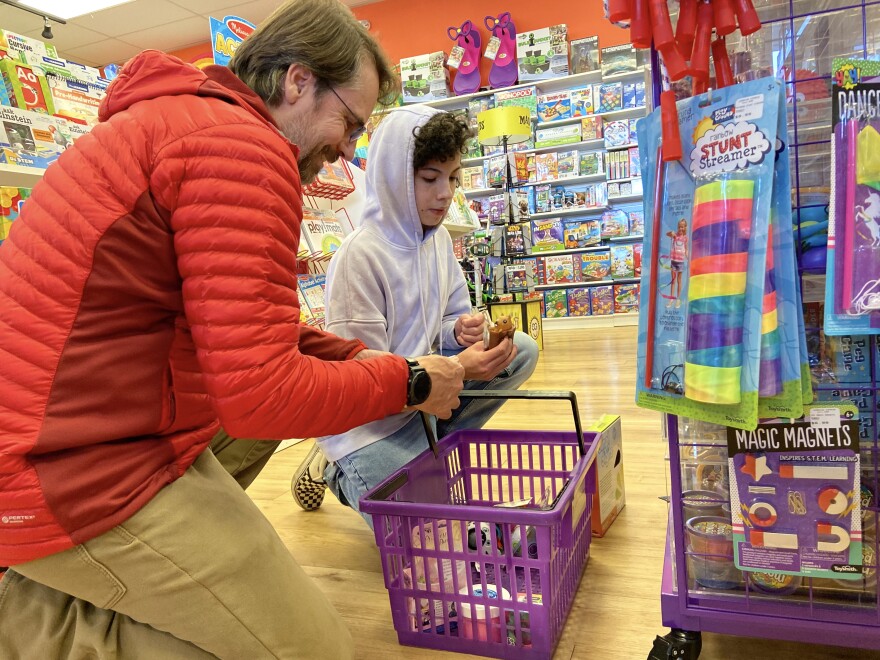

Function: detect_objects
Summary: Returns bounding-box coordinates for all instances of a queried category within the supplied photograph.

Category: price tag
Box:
[484,36,500,61]
[447,45,464,70]
[810,407,841,429]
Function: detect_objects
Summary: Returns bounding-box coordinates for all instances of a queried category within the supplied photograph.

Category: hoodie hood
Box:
[99,50,295,155]
[361,105,443,248]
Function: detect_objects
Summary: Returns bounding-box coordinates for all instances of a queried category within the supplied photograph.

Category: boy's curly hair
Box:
[412,112,473,171]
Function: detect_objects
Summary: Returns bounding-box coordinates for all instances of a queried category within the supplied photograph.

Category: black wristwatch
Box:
[405,358,432,406]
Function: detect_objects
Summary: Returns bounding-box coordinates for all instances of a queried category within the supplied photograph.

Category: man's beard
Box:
[277,113,337,185]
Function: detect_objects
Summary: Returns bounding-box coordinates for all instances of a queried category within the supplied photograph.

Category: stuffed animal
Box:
[486,315,516,348]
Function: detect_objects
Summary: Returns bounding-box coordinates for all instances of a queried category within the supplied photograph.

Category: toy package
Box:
[563,219,601,249]
[628,119,640,144]
[537,91,571,123]
[600,208,629,238]
[636,78,784,430]
[591,285,614,315]
[597,82,623,113]
[505,264,529,291]
[726,409,863,582]
[531,218,564,252]
[504,223,527,256]
[568,288,592,316]
[0,186,30,244]
[300,208,346,255]
[495,86,538,118]
[535,123,581,148]
[569,36,599,74]
[633,243,642,277]
[628,209,645,236]
[513,187,535,219]
[614,283,640,313]
[600,43,639,77]
[579,150,604,176]
[400,52,450,103]
[557,150,578,178]
[534,184,552,213]
[516,24,568,81]
[534,152,558,182]
[544,254,575,284]
[461,165,485,190]
[484,156,507,188]
[611,245,635,278]
[581,116,604,140]
[0,105,66,168]
[604,120,630,148]
[623,83,637,109]
[825,59,880,335]
[543,289,568,317]
[581,249,612,280]
[570,86,596,118]
[508,153,534,185]
[486,194,507,225]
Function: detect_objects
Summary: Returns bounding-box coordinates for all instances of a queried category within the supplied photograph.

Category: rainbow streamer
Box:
[759,226,782,396]
[685,179,754,404]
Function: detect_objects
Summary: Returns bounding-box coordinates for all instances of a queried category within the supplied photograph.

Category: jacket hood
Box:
[361,105,443,248]
[99,50,284,139]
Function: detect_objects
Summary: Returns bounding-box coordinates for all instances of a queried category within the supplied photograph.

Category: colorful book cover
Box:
[484,155,506,188]
[537,91,571,123]
[580,249,612,280]
[461,165,485,190]
[300,208,346,254]
[297,274,327,323]
[568,287,592,316]
[534,152,558,182]
[597,82,623,113]
[505,223,526,255]
[544,288,569,318]
[611,244,635,278]
[544,254,575,284]
[531,218,564,252]
[570,85,596,118]
[557,150,578,178]
[628,209,645,235]
[509,152,532,185]
[579,151,603,176]
[590,285,614,315]
[601,208,630,238]
[486,194,507,225]
[563,218,601,249]
[581,115,604,140]
[505,264,529,292]
[613,282,640,313]
[534,184,552,213]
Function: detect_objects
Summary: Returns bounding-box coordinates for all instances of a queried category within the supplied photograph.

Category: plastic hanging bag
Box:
[636,77,783,430]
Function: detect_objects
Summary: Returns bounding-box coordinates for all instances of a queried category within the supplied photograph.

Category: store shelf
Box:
[422,70,606,110]
[606,176,639,185]
[443,221,478,238]
[535,280,612,290]
[608,193,643,204]
[460,138,606,166]
[609,234,644,242]
[601,106,647,121]
[517,173,606,188]
[0,162,45,188]
[606,142,638,151]
[530,206,606,221]
[462,187,502,198]
[601,69,649,83]
[531,245,609,257]
[542,313,639,329]
[612,277,641,284]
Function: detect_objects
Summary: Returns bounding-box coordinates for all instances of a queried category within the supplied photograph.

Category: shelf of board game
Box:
[601,69,649,83]
[606,142,639,151]
[609,234,644,242]
[514,173,607,188]
[543,313,639,328]
[535,279,613,290]
[443,221,479,238]
[461,138,607,166]
[421,70,606,110]
[462,187,502,197]
[537,105,648,129]
[530,206,607,221]
[531,245,611,257]
[608,193,643,204]
[606,176,640,185]
[0,162,45,188]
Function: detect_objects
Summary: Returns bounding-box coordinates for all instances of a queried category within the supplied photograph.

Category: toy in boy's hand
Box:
[447,20,482,95]
[484,12,518,89]
[484,315,516,349]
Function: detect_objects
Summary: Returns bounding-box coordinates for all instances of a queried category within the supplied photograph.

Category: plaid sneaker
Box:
[291,443,328,511]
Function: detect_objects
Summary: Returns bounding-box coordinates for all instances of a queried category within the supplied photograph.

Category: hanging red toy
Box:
[630,0,654,48]
[712,0,738,36]
[712,37,735,88]
[690,0,714,82]
[732,0,762,35]
[676,0,698,59]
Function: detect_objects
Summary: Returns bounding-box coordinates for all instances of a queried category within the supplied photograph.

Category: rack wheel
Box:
[647,629,702,659]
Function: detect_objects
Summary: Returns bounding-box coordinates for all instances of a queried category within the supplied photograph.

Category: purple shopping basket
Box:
[360,390,600,659]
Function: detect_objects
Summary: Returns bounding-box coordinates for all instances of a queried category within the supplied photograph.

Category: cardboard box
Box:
[535,123,581,148]
[588,415,626,536]
[570,35,599,74]
[399,51,450,103]
[516,24,569,81]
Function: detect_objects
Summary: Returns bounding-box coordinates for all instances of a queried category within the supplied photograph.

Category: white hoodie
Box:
[317,105,471,462]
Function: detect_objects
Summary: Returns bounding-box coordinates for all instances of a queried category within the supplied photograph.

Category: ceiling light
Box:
[17,0,134,20]
[40,16,52,39]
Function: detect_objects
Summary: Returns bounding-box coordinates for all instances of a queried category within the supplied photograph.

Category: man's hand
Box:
[454,313,486,347]
[455,337,517,381]
[411,355,465,419]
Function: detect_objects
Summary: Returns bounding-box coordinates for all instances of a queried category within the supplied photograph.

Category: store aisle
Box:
[249,327,879,660]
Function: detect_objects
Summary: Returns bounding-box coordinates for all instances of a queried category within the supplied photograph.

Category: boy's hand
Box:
[455,337,517,381]
[410,355,465,419]
[455,313,486,347]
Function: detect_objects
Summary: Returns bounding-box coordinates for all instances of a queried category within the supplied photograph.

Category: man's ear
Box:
[282,63,314,105]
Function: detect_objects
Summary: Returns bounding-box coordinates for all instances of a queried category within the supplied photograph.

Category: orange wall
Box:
[353,1,627,65]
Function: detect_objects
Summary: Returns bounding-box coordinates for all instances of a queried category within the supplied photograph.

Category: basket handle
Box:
[423,389,586,457]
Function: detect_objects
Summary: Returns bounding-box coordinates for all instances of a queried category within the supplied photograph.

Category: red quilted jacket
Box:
[0,51,407,565]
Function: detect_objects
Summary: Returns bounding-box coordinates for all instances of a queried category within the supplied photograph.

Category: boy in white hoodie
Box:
[295,106,539,522]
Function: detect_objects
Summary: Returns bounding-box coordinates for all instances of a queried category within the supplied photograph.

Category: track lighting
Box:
[41,16,53,40]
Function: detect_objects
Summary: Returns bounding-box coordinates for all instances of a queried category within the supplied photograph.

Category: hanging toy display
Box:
[447,20,482,96]
[483,12,518,89]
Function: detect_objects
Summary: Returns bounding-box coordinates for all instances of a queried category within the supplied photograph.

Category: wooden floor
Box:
[249,327,880,660]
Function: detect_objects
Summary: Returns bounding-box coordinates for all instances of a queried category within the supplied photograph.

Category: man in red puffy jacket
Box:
[0,0,463,657]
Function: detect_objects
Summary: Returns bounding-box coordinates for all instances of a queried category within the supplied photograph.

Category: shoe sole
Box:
[291,444,326,511]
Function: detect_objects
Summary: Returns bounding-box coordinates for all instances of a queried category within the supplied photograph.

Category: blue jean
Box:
[324,331,539,527]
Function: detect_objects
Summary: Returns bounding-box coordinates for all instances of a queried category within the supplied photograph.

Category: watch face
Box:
[413,369,432,404]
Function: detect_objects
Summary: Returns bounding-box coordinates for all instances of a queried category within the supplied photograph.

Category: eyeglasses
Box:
[328,86,367,143]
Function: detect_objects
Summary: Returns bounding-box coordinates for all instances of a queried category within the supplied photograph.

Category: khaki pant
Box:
[0,450,353,659]
[209,429,281,490]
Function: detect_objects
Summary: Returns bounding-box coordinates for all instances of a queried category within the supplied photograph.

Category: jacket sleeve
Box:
[440,234,472,351]
[150,122,407,439]
[298,325,366,361]
[323,240,392,351]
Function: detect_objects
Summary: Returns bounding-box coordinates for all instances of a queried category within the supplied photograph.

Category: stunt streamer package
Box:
[636,78,785,430]
[825,59,880,335]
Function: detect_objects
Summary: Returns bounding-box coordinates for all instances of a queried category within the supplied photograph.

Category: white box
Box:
[516,24,569,81]
[400,51,450,103]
